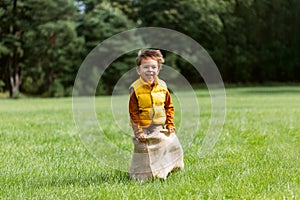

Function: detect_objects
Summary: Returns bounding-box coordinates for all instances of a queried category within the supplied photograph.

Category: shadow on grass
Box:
[36,169,181,188]
[38,170,132,188]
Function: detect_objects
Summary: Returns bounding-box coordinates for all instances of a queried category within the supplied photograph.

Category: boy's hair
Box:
[136,49,165,68]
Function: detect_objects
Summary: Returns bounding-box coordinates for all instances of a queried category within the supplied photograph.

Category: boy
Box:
[128,49,183,180]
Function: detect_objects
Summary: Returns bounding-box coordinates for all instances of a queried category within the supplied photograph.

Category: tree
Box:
[75,1,136,95]
[0,0,84,97]
[22,0,83,96]
[215,0,300,83]
[0,0,26,98]
[122,0,223,83]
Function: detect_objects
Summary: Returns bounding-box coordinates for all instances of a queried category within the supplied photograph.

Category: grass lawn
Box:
[0,86,299,199]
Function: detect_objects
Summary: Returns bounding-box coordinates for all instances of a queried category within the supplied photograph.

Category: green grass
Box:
[1,86,299,199]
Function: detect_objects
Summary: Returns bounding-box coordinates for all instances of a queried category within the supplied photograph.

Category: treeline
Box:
[1,0,299,97]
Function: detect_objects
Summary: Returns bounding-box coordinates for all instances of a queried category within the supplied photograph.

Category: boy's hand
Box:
[160,128,169,134]
[161,128,175,136]
[168,128,175,135]
[136,132,147,142]
[134,128,146,141]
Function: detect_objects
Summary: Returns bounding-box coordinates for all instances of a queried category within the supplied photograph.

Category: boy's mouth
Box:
[145,72,155,77]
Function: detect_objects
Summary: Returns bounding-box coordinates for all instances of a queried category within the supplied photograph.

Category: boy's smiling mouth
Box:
[146,72,155,77]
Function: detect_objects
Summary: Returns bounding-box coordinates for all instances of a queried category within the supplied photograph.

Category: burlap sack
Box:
[129,126,184,181]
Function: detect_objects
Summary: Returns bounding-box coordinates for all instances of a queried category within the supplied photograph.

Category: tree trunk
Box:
[5,56,21,98]
[10,72,21,98]
[7,0,22,98]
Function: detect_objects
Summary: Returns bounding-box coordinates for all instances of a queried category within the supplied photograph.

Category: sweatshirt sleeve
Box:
[128,89,143,135]
[165,90,176,130]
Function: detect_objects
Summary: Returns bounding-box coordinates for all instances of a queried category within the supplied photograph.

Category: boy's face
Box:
[137,58,160,84]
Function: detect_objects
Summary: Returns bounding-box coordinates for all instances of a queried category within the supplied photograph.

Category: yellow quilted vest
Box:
[131,77,168,127]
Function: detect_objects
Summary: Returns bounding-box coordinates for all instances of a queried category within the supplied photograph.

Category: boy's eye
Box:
[141,65,157,69]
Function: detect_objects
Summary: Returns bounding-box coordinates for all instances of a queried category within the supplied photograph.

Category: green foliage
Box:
[1,0,299,97]
[76,1,135,52]
[0,0,84,97]
[130,0,300,84]
[75,1,136,95]
[211,0,300,83]
[21,0,83,97]
[23,19,84,96]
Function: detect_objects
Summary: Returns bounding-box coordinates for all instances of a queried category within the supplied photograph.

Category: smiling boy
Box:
[128,49,183,180]
[129,49,175,141]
